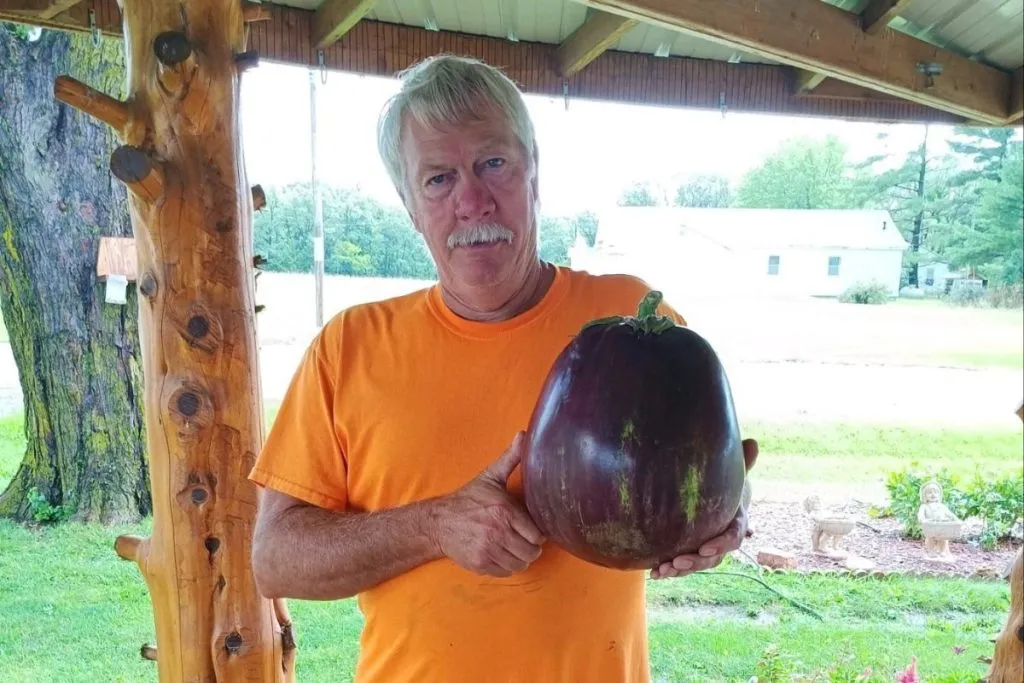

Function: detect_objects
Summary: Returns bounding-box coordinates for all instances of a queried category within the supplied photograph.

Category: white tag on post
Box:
[105,274,128,305]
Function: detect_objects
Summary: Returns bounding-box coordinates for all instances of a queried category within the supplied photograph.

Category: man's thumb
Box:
[483,431,526,485]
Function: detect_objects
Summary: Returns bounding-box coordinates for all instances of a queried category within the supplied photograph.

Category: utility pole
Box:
[309,68,324,328]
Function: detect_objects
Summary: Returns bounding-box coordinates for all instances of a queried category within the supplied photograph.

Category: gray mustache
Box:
[447,223,514,249]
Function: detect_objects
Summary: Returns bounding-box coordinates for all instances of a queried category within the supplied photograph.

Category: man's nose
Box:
[455,174,496,223]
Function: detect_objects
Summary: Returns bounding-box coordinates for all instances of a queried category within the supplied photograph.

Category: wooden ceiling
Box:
[1,0,1021,126]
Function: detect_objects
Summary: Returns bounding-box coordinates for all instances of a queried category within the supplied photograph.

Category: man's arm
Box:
[252,431,545,601]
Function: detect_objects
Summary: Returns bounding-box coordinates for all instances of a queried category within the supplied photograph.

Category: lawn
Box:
[0,411,1018,681]
[0,518,1009,683]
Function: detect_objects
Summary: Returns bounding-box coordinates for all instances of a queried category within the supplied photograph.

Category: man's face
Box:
[400,103,539,300]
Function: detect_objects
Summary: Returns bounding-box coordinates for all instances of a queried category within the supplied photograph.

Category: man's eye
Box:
[426,174,447,186]
[485,158,505,169]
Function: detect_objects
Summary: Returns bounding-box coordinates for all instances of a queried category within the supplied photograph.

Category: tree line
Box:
[617,127,1023,289]
[253,184,599,280]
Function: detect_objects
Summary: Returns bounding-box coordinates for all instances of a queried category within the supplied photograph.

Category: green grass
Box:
[645,563,1009,682]
[745,420,1023,484]
[0,413,24,492]
[927,349,1024,370]
[0,412,1017,681]
[0,522,1008,683]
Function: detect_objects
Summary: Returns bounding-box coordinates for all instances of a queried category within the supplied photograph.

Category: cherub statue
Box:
[917,480,962,562]
[804,495,856,559]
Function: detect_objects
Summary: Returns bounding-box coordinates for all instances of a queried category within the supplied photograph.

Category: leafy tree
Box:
[617,182,662,207]
[674,174,732,208]
[735,135,854,210]
[934,140,1024,286]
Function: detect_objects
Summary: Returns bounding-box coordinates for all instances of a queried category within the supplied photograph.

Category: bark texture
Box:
[50,1,294,679]
[0,25,149,524]
[987,547,1023,683]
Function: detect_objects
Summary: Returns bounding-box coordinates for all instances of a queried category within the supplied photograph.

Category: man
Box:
[249,54,757,682]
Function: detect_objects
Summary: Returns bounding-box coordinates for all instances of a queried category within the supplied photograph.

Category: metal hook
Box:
[562,80,569,111]
[88,8,100,47]
[318,50,327,85]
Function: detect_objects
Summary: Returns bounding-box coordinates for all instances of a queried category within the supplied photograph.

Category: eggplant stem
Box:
[636,290,663,318]
[693,570,826,621]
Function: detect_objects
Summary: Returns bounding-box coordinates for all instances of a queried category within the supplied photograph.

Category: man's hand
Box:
[650,438,759,580]
[428,431,546,577]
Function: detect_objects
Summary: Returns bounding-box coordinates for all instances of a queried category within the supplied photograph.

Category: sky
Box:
[238,60,972,217]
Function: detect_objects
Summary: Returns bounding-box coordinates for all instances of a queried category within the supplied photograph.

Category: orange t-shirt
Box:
[249,265,685,683]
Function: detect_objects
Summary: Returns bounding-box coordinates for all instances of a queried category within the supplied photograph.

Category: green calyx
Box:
[580,290,676,334]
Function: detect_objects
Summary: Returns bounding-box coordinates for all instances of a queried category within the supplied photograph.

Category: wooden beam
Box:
[795,78,900,102]
[3,1,969,126]
[1011,67,1023,123]
[37,0,84,20]
[311,0,376,49]
[556,9,638,77]
[860,0,913,35]
[0,0,50,10]
[794,69,826,94]
[576,0,1013,125]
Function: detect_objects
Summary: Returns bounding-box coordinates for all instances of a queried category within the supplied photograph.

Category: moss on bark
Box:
[0,25,149,524]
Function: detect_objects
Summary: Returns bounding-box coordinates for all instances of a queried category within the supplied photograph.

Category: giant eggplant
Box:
[522,290,747,570]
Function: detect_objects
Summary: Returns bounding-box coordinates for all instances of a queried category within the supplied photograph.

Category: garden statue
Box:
[804,495,856,559]
[916,480,962,563]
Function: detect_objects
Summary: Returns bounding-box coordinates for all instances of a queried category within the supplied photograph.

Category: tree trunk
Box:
[52,1,294,679]
[906,125,929,288]
[0,26,149,524]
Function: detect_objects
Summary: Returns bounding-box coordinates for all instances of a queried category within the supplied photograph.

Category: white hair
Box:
[377,54,537,201]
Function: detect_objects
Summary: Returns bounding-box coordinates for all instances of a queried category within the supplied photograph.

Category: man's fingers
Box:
[503,527,543,564]
[507,506,546,546]
[481,431,525,485]
[742,438,759,472]
[487,543,529,574]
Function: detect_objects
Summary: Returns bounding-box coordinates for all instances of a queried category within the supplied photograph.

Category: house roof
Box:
[593,207,911,252]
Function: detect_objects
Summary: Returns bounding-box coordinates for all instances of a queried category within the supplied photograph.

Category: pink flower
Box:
[896,656,919,683]
[953,645,965,655]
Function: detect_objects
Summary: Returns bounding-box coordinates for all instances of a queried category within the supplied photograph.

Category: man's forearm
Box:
[253,497,443,601]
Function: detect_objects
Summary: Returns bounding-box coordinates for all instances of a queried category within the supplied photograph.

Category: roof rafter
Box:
[794,69,827,94]
[575,0,1014,125]
[859,0,913,35]
[556,9,638,77]
[1011,67,1023,123]
[312,0,377,49]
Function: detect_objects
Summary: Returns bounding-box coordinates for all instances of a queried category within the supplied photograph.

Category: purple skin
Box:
[522,291,747,571]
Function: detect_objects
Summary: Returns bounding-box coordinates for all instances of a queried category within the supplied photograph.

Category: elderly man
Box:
[249,54,757,682]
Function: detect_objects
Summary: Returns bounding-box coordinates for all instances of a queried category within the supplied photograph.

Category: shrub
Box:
[883,465,1024,549]
[985,282,1024,309]
[839,281,889,305]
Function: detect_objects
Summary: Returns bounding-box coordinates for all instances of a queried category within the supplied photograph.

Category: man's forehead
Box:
[402,113,519,164]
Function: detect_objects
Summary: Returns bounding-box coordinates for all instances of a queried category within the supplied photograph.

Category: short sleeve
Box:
[248,335,349,511]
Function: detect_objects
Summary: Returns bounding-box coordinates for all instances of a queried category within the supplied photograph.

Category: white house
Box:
[570,207,909,298]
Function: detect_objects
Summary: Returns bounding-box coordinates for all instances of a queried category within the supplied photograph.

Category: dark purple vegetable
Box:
[522,290,747,570]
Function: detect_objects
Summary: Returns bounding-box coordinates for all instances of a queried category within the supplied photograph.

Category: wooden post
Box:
[986,401,1024,683]
[54,1,294,680]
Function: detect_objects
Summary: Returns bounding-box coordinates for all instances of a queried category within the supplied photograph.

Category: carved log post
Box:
[54,2,294,680]
[986,402,1024,683]
[987,547,1023,683]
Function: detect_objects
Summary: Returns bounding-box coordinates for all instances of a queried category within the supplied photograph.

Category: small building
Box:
[571,207,909,298]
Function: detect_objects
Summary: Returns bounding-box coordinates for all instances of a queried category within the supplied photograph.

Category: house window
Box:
[925,267,935,286]
[828,256,841,276]
[767,255,780,275]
